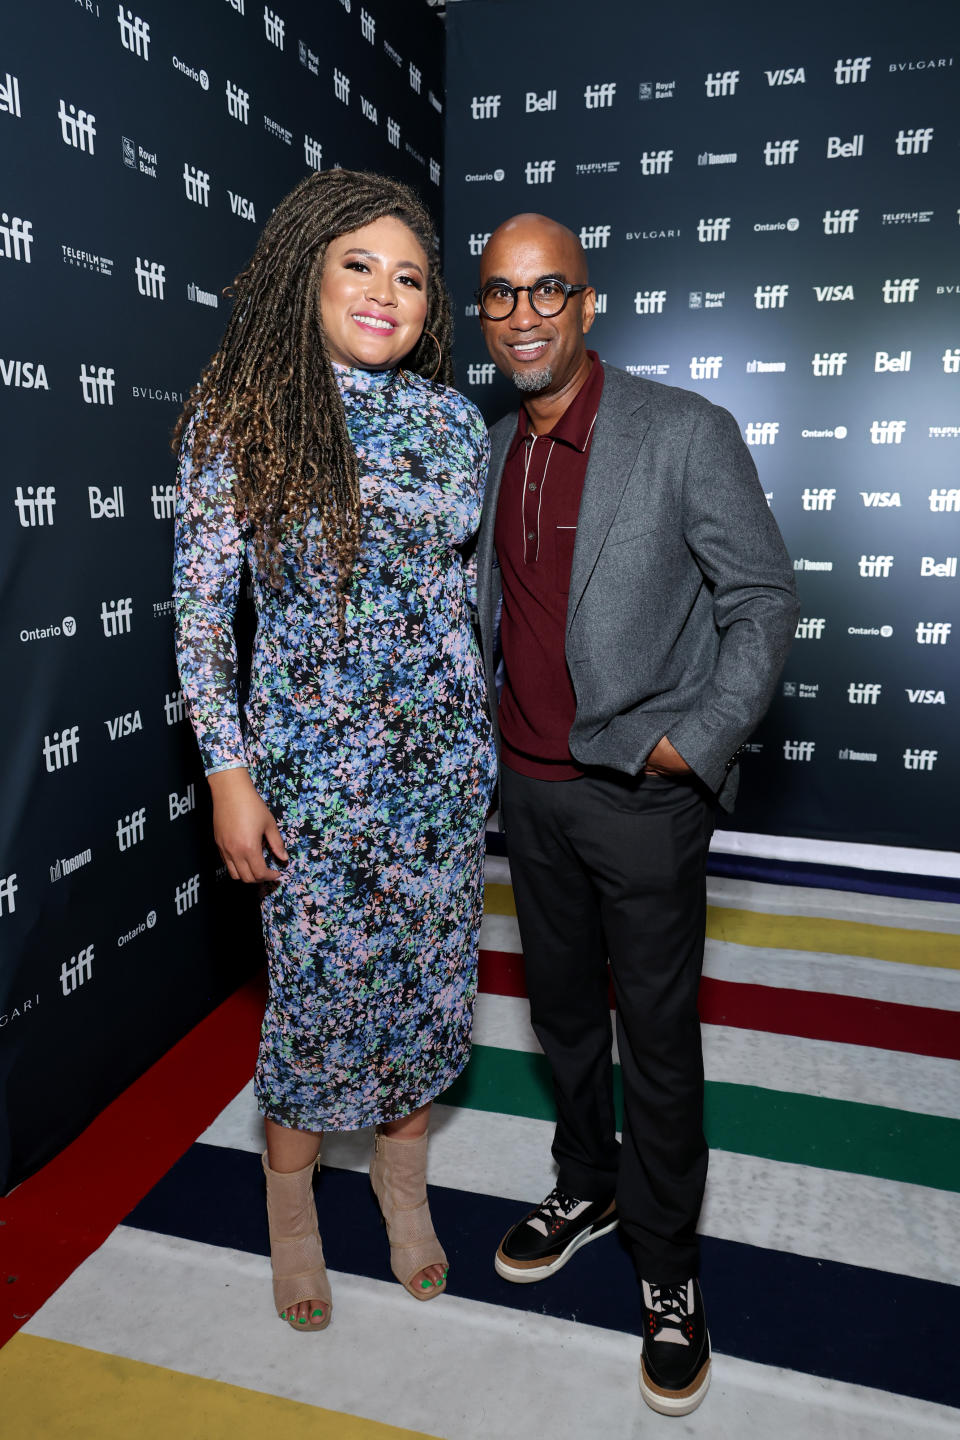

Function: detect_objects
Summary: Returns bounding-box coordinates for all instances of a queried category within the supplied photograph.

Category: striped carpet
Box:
[2,856,958,1438]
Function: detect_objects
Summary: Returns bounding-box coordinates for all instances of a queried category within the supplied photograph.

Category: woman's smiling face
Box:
[319,215,430,371]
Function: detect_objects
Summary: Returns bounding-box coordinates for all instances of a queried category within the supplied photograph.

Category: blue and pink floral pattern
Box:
[174,364,496,1130]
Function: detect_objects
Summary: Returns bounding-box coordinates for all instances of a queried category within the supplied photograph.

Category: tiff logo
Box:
[525,160,556,184]
[467,363,496,384]
[58,99,96,153]
[183,164,210,206]
[639,150,673,175]
[386,118,399,148]
[755,284,788,309]
[635,290,666,314]
[745,421,779,445]
[584,82,616,108]
[117,6,150,60]
[802,488,836,510]
[823,209,858,234]
[334,68,350,104]
[304,133,322,168]
[916,621,952,644]
[690,355,722,380]
[705,70,739,96]
[895,127,933,156]
[135,256,165,299]
[360,7,375,42]
[848,683,881,703]
[764,139,799,166]
[226,80,249,123]
[15,485,56,526]
[882,276,919,303]
[835,56,871,84]
[697,217,731,242]
[79,365,116,405]
[0,212,33,262]
[101,597,133,636]
[468,232,491,256]
[169,784,196,820]
[175,873,200,914]
[579,225,611,249]
[904,749,937,770]
[61,944,94,995]
[116,807,146,850]
[151,483,176,518]
[471,95,501,119]
[0,873,18,916]
[43,726,80,772]
[859,554,894,578]
[783,739,815,761]
[429,158,440,185]
[264,5,284,48]
[409,63,421,94]
[164,690,187,725]
[870,419,906,444]
[943,349,960,374]
[930,488,960,511]
[812,352,847,376]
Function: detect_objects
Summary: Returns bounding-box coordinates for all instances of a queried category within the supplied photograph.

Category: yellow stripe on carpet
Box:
[483,884,960,971]
[1,1334,440,1440]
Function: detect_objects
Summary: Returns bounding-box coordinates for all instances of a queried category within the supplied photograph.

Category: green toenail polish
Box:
[443,1268,449,1277]
[312,1309,323,1318]
[280,1312,287,1320]
[420,1278,432,1289]
[298,1317,307,1324]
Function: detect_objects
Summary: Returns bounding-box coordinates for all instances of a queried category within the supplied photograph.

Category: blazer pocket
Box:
[607,524,659,547]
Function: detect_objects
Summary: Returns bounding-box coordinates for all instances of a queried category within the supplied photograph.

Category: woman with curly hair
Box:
[173,169,496,1332]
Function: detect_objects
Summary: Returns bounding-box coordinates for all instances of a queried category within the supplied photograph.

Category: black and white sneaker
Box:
[639,1278,711,1416]
[494,1186,618,1283]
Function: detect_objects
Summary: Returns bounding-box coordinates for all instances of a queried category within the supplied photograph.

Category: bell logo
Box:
[697,217,731,242]
[827,134,864,158]
[0,873,18,916]
[226,80,249,124]
[43,726,80,772]
[135,257,165,299]
[875,350,911,372]
[870,419,906,444]
[89,485,125,518]
[584,82,616,108]
[783,739,815,760]
[472,95,501,119]
[467,363,496,384]
[858,554,894,578]
[705,70,739,97]
[635,290,666,314]
[579,225,610,249]
[101,597,133,636]
[0,71,21,117]
[175,874,200,914]
[882,277,919,303]
[814,285,854,302]
[930,489,960,511]
[802,488,835,510]
[916,621,952,644]
[525,90,557,112]
[639,151,673,175]
[105,710,142,740]
[116,807,146,851]
[755,284,789,309]
[763,139,799,166]
[164,691,187,725]
[822,209,858,234]
[263,5,284,48]
[117,7,150,60]
[304,134,323,169]
[15,485,56,526]
[848,683,881,704]
[169,784,196,820]
[409,64,421,94]
[690,356,722,380]
[903,748,937,770]
[0,212,34,263]
[429,158,441,185]
[895,127,934,156]
[835,57,871,84]
[228,191,256,222]
[60,945,94,995]
[525,160,556,184]
[941,349,960,374]
[745,421,779,445]
[921,555,958,577]
[360,7,375,42]
[58,99,96,153]
[812,352,847,375]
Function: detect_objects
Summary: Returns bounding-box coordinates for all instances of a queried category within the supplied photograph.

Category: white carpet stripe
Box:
[24,1227,960,1439]
[703,940,960,1010]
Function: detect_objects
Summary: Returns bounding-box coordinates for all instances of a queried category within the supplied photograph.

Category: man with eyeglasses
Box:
[473,213,798,1417]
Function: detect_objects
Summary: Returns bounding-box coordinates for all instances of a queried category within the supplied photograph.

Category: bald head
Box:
[481,214,589,284]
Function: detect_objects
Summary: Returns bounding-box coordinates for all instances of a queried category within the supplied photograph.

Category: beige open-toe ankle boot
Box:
[262,1151,332,1332]
[369,1129,448,1301]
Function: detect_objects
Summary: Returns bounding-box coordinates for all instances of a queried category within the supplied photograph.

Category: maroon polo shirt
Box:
[495,352,604,780]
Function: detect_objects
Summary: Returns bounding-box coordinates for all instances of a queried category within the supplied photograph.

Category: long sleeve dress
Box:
[173,364,497,1131]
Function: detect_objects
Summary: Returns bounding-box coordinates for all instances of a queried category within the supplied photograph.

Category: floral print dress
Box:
[174,365,496,1131]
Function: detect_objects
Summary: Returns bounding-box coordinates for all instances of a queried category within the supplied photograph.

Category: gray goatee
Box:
[510,365,553,393]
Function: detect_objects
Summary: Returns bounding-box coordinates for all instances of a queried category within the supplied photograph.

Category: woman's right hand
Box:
[207,768,289,882]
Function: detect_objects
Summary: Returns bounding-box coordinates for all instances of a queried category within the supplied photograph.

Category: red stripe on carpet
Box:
[478,949,960,1061]
[0,974,265,1349]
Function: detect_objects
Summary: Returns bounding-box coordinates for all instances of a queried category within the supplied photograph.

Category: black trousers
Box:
[500,763,716,1283]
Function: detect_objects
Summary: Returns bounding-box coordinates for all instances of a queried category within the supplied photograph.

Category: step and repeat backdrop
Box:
[445,0,959,859]
[0,0,444,1190]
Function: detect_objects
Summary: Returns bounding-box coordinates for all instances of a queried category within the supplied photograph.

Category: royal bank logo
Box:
[858,554,894,578]
[783,739,815,761]
[43,726,80,772]
[870,419,906,444]
[916,621,951,644]
[1,358,48,389]
[811,352,847,376]
[640,150,673,175]
[226,80,249,124]
[763,139,799,165]
[183,164,210,206]
[360,7,375,42]
[526,89,557,112]
[135,257,165,299]
[264,5,285,47]
[834,56,871,84]
[745,421,779,444]
[827,134,863,159]
[638,80,675,100]
[169,784,196,820]
[861,491,900,506]
[304,133,323,168]
[705,70,739,97]
[765,67,805,85]
[697,217,731,242]
[175,873,200,914]
[782,681,819,698]
[333,67,350,104]
[795,617,826,639]
[895,127,934,156]
[60,945,94,995]
[904,748,938,770]
[79,364,116,404]
[579,225,611,249]
[525,159,556,184]
[635,290,666,314]
[0,873,18,915]
[690,356,722,380]
[688,291,724,309]
[164,690,187,725]
[472,95,501,119]
[822,209,858,235]
[755,284,788,309]
[14,485,56,526]
[116,807,146,851]
[117,6,150,59]
[813,284,854,301]
[0,71,21,118]
[584,82,616,108]
[467,363,496,384]
[101,597,132,636]
[122,137,157,178]
[802,488,836,510]
[105,710,141,739]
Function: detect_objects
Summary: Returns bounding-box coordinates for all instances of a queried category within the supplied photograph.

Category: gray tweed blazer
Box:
[475,362,800,810]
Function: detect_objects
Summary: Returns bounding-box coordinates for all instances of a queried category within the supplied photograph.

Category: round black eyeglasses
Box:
[474,277,589,320]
